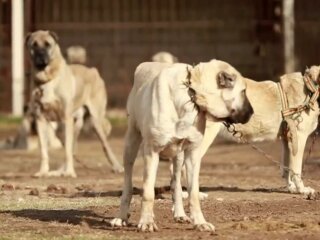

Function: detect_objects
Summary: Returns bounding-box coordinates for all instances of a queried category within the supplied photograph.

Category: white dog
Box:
[110,60,253,232]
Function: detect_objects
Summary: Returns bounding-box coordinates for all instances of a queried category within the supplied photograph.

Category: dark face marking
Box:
[226,91,253,124]
[25,31,59,71]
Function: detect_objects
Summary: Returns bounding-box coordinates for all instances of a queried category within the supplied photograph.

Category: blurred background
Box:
[1,0,320,114]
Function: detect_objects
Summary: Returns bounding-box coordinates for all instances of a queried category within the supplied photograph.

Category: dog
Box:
[25,30,124,177]
[151,51,178,64]
[190,67,320,196]
[110,60,253,232]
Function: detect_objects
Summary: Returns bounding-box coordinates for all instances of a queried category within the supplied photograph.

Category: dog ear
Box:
[217,71,236,89]
[49,31,59,42]
[25,32,32,46]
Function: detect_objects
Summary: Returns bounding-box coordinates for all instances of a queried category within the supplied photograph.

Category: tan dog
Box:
[25,30,124,177]
[110,60,253,232]
[193,68,320,196]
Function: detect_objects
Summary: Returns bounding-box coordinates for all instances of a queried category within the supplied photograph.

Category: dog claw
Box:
[110,218,128,227]
[194,222,215,232]
[174,215,191,223]
[137,222,159,232]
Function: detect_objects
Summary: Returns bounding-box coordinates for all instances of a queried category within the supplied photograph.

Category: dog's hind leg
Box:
[287,132,315,195]
[88,105,124,173]
[110,124,142,227]
[73,107,86,152]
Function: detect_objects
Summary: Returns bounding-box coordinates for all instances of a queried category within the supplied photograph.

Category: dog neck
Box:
[34,56,66,85]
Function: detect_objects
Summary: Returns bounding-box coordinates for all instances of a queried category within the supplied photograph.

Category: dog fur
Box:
[194,69,320,195]
[25,30,123,177]
[110,60,253,232]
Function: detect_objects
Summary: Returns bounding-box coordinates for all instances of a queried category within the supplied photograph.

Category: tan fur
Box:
[26,30,123,177]
[198,71,319,195]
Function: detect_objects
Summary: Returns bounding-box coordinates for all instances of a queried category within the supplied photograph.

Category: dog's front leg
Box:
[281,138,290,179]
[137,144,159,232]
[62,114,76,177]
[287,132,314,195]
[185,148,215,232]
[50,108,76,177]
[34,116,50,177]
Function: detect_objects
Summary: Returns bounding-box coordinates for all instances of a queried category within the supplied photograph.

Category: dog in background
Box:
[25,30,123,177]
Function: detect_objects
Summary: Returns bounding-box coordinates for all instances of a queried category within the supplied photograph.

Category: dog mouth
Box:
[33,57,49,70]
[32,50,50,70]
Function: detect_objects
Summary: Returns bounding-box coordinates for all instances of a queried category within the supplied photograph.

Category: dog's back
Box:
[69,64,107,110]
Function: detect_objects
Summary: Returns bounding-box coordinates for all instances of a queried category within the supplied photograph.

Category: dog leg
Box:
[48,115,77,178]
[172,152,191,223]
[34,116,50,177]
[73,117,83,152]
[137,145,159,232]
[63,115,76,177]
[90,115,124,173]
[281,138,290,180]
[185,148,215,232]
[72,107,85,153]
[110,125,141,227]
[287,133,315,195]
[170,162,207,201]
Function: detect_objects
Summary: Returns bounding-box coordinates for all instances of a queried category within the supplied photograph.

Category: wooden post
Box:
[11,0,24,116]
[283,0,295,73]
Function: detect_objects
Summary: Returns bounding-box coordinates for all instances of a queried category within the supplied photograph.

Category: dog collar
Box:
[184,66,200,112]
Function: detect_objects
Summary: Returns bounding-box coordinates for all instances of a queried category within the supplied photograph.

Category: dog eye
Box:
[44,41,51,48]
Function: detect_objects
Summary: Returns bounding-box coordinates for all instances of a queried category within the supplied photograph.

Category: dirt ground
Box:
[0,126,320,240]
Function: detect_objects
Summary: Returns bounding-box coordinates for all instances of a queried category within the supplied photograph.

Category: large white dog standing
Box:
[110,60,253,232]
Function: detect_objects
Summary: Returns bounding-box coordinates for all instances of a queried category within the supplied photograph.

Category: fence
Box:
[1,0,320,111]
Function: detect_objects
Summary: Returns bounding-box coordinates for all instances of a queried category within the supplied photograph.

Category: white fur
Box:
[110,60,252,232]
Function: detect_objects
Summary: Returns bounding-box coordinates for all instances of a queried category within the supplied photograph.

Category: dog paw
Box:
[46,169,77,178]
[137,222,159,232]
[112,165,124,173]
[199,192,208,200]
[287,182,298,193]
[194,222,215,232]
[174,215,191,223]
[300,186,315,196]
[61,170,77,178]
[32,171,49,178]
[110,218,128,227]
[182,191,188,199]
[181,191,208,200]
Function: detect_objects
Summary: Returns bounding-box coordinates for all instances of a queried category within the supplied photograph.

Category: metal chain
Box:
[222,122,319,187]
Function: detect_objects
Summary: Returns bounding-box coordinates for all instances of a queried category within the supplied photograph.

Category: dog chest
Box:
[32,87,65,121]
[159,138,189,159]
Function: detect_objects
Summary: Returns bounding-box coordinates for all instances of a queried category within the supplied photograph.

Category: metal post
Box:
[283,0,295,73]
[11,0,24,116]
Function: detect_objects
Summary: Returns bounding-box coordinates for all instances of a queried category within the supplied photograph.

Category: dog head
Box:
[25,30,60,71]
[190,59,253,124]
